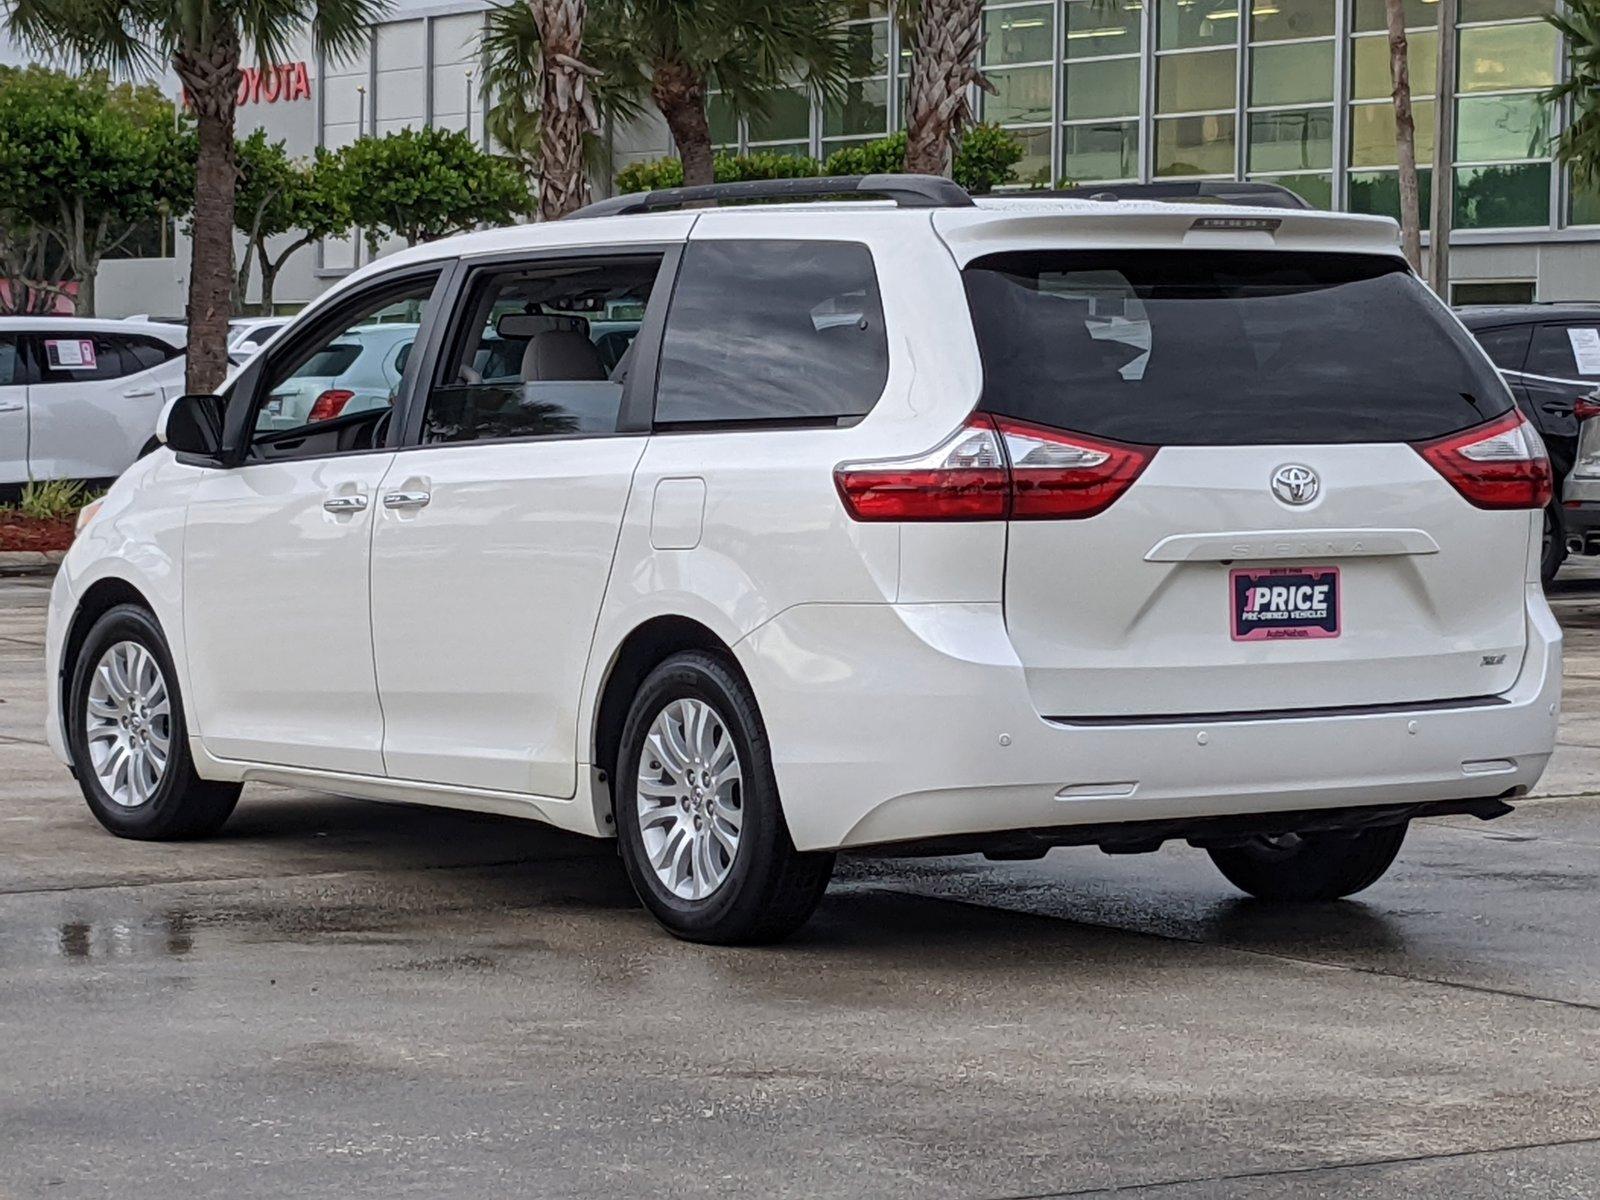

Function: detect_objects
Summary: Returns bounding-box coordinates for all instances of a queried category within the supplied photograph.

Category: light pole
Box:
[465,69,474,143]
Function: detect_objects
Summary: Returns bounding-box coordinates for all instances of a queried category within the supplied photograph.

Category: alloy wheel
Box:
[636,697,743,901]
[84,640,171,808]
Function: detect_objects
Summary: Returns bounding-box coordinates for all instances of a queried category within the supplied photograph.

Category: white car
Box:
[227,317,288,358]
[44,177,1561,945]
[255,322,417,431]
[1,318,186,487]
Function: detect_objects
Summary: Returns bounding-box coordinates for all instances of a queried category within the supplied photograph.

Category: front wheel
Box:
[614,651,833,945]
[66,603,241,839]
[1207,824,1407,902]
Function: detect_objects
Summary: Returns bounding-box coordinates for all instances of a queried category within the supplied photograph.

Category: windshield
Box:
[962,250,1511,445]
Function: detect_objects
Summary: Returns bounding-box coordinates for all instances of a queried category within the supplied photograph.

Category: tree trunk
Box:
[175,41,243,394]
[74,267,95,318]
[530,0,599,220]
[651,61,714,188]
[1384,0,1422,271]
[903,0,990,178]
[234,243,254,313]
[259,258,278,316]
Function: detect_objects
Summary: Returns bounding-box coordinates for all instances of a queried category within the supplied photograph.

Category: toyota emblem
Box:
[1271,464,1320,506]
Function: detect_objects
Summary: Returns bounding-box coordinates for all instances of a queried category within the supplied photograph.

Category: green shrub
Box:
[15,479,92,521]
[615,151,822,194]
[615,157,685,192]
[955,124,1028,194]
[822,132,908,178]
[616,126,1025,196]
[823,124,1026,194]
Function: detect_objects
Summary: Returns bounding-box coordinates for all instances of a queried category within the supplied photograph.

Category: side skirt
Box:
[188,739,612,839]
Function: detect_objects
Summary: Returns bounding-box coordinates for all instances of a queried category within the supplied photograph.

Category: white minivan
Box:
[43,177,1562,944]
[1,318,187,487]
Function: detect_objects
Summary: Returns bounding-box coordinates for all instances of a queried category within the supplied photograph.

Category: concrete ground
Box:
[4,569,1600,1199]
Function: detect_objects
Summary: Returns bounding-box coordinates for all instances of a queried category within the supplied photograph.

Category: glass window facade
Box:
[691,0,1574,230]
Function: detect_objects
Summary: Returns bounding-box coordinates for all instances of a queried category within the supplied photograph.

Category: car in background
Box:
[1458,304,1600,582]
[255,322,417,432]
[0,318,186,491]
[228,317,288,361]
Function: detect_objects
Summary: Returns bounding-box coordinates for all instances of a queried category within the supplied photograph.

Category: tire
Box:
[614,651,834,945]
[1207,823,1407,902]
[66,603,240,840]
[1541,506,1566,587]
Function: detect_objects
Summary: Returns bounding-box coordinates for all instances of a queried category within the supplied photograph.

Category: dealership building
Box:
[8,0,1600,313]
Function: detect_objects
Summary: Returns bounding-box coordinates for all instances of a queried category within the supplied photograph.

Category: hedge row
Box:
[614,124,1028,196]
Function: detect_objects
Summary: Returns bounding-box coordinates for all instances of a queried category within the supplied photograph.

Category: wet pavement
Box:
[4,570,1600,1197]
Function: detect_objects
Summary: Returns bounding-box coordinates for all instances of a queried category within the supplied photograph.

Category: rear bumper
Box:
[737,588,1561,853]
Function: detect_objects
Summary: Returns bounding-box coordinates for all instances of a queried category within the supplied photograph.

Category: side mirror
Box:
[162,394,228,465]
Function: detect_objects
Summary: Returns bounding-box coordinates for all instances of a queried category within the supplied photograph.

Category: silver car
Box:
[257,322,417,431]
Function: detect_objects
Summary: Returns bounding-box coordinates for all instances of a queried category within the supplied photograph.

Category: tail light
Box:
[1574,393,1600,422]
[834,414,1154,522]
[993,417,1154,519]
[307,389,355,423]
[1414,409,1552,510]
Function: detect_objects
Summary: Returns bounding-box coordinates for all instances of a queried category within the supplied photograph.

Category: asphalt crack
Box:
[998,1131,1600,1197]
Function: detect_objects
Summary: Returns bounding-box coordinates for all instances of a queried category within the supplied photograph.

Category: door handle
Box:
[323,494,369,513]
[122,387,157,399]
[0,402,22,413]
[382,491,431,510]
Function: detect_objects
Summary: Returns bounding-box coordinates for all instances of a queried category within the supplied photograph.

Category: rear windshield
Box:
[298,343,362,378]
[962,250,1510,445]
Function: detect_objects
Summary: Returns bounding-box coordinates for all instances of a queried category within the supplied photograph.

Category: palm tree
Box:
[5,0,385,393]
[528,0,598,219]
[1544,0,1600,199]
[484,0,642,194]
[1383,0,1423,269]
[900,0,993,178]
[486,0,851,197]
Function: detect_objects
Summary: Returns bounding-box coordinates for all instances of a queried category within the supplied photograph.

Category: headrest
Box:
[520,330,607,382]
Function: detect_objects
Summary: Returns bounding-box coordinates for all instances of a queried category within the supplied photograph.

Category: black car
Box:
[1457,303,1600,582]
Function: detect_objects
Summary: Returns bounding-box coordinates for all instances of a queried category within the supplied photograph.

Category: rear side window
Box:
[1527,322,1600,380]
[654,239,889,427]
[1473,325,1531,372]
[963,250,1511,446]
[0,337,18,386]
[34,333,143,383]
[125,336,180,371]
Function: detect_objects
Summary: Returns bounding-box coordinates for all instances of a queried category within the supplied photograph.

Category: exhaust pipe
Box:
[1567,535,1586,555]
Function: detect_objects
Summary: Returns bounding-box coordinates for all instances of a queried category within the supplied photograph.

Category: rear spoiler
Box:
[936,204,1404,263]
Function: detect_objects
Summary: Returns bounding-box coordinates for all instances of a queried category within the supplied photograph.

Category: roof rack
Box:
[567,173,976,219]
[1039,180,1314,210]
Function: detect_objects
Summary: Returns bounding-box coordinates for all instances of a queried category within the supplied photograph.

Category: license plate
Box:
[1230,566,1340,642]
[264,398,283,416]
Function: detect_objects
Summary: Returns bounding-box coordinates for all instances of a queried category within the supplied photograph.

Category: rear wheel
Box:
[1207,824,1407,902]
[66,604,240,839]
[1541,506,1566,586]
[614,651,833,944]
